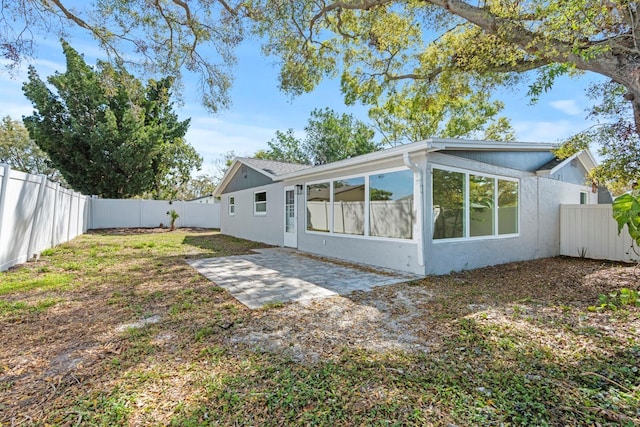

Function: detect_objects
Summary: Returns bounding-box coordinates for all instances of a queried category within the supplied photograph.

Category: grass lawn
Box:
[0,228,639,426]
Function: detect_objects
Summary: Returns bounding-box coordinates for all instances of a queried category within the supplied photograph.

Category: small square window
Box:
[580,191,588,204]
[229,196,235,215]
[254,191,267,215]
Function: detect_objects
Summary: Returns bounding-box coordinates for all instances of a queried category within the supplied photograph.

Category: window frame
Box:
[432,165,520,243]
[253,190,267,216]
[228,196,235,215]
[304,166,416,242]
[579,191,588,205]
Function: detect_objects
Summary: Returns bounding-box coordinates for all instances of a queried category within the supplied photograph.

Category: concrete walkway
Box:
[188,248,418,309]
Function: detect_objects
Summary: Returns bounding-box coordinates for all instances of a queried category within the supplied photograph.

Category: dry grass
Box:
[0,229,639,426]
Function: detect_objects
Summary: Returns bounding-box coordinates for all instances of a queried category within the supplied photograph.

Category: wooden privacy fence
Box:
[560,204,638,263]
[0,164,89,271]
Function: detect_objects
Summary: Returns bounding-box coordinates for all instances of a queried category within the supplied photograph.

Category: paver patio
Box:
[188,248,418,309]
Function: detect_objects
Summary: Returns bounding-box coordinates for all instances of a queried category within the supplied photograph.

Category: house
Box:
[186,194,220,204]
[213,139,599,275]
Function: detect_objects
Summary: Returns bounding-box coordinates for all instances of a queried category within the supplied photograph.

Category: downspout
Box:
[403,152,424,267]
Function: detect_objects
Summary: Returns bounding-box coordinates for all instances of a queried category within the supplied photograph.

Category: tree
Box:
[22,41,201,199]
[256,108,380,165]
[250,2,640,146]
[0,115,58,177]
[2,0,245,112]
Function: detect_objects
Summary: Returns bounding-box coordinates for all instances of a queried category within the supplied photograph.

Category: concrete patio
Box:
[187,248,418,309]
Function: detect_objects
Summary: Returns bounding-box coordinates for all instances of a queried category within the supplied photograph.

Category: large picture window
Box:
[307,183,330,232]
[369,170,414,239]
[433,167,518,240]
[333,177,365,235]
[305,169,415,240]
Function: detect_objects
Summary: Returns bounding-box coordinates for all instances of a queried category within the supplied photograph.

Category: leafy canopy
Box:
[22,41,201,199]
[0,115,58,178]
[256,108,381,165]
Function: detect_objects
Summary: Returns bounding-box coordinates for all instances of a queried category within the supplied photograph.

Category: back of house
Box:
[214,139,602,275]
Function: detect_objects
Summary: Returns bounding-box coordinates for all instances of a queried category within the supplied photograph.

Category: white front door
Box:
[283,186,297,247]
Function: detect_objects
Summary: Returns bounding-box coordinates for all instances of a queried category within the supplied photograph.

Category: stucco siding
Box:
[423,153,593,275]
[220,183,284,246]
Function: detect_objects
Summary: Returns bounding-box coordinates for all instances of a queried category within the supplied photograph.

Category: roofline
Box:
[536,149,598,177]
[213,157,281,197]
[279,138,559,180]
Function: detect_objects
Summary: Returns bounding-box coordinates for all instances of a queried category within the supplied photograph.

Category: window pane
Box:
[433,169,464,239]
[254,192,266,203]
[255,202,266,213]
[369,170,413,239]
[307,183,330,232]
[470,175,495,237]
[333,177,365,235]
[498,180,518,235]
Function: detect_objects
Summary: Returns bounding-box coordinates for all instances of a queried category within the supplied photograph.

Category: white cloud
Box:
[549,99,583,116]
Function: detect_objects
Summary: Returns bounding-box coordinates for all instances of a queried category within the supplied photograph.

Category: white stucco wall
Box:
[423,152,594,275]
[220,182,285,246]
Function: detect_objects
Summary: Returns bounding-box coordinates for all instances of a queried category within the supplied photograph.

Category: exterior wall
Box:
[90,199,221,229]
[288,155,425,275]
[440,150,555,172]
[220,182,285,246]
[423,152,593,275]
[222,165,273,193]
[550,159,590,186]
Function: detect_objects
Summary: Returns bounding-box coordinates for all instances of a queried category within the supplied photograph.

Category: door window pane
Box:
[369,170,413,239]
[285,190,295,232]
[470,175,495,237]
[307,183,330,232]
[333,177,365,235]
[433,169,465,239]
[498,180,518,235]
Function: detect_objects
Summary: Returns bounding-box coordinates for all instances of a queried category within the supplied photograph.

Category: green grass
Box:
[1,230,638,427]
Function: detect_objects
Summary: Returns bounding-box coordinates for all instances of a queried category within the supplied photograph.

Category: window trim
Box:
[253,190,267,216]
[432,165,520,243]
[304,166,416,242]
[228,196,235,215]
[579,191,588,205]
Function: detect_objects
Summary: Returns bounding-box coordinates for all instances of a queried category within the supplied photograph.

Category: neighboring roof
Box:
[186,194,215,202]
[536,150,597,177]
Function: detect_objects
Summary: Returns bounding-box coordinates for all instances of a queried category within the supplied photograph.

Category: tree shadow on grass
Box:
[181,232,270,259]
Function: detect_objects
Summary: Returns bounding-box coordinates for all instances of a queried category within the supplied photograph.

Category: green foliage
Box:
[0,116,58,177]
[257,108,380,165]
[588,288,640,312]
[22,41,201,199]
[2,1,243,112]
[612,191,640,250]
[167,209,180,231]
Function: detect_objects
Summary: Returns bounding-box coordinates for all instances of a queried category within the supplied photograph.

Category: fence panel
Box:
[560,204,637,262]
[0,165,88,271]
[89,199,220,229]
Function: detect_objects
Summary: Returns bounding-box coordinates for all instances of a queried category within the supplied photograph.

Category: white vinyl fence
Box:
[0,164,89,271]
[560,204,638,263]
[89,199,220,229]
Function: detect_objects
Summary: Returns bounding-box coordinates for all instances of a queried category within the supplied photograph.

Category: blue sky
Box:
[0,26,602,172]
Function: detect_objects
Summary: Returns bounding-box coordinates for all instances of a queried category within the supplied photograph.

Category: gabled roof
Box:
[213,157,311,196]
[536,150,597,177]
